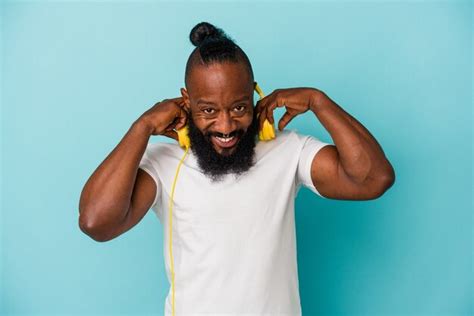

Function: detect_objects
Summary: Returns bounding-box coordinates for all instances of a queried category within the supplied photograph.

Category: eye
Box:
[203,108,215,114]
[234,105,246,112]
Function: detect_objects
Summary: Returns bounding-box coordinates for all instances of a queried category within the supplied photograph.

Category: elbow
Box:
[78,213,113,243]
[372,165,396,199]
[381,161,396,189]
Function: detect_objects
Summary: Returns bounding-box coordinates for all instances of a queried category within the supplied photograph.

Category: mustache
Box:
[186,112,259,182]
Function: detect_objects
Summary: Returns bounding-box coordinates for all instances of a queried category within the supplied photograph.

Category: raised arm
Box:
[78,98,188,242]
[78,118,155,242]
[255,87,395,201]
[309,91,395,200]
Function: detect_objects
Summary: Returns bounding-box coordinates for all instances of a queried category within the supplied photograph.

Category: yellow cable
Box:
[168,83,274,315]
[168,144,189,316]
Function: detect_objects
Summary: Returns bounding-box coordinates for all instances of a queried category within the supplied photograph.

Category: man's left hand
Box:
[255,87,322,132]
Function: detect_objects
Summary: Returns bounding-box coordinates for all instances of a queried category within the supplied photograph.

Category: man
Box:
[79,22,395,315]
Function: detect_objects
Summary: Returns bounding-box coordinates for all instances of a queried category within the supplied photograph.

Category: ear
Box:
[180,87,191,112]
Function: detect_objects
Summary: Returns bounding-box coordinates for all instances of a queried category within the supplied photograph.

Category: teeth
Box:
[215,136,235,143]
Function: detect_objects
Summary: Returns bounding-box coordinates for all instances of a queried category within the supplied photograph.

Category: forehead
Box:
[187,62,253,104]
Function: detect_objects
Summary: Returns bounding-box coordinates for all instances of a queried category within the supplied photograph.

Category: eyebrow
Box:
[197,96,250,106]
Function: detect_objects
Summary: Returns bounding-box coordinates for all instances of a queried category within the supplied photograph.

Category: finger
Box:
[265,96,286,125]
[267,105,275,125]
[256,96,270,115]
[165,116,180,131]
[261,101,274,125]
[167,97,184,108]
[177,98,186,108]
[278,111,295,131]
[260,106,268,131]
[268,97,286,112]
[175,108,188,130]
[162,130,178,141]
[255,100,263,116]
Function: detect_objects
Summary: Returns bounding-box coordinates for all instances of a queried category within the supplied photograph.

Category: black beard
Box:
[187,109,259,183]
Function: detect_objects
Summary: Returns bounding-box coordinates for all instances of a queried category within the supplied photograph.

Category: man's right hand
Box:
[139,97,189,141]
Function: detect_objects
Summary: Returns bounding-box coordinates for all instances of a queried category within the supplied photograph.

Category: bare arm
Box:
[309,90,395,200]
[78,97,189,242]
[78,118,155,242]
[255,87,395,200]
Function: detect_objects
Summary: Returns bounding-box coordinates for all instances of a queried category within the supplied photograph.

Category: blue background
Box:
[1,1,472,315]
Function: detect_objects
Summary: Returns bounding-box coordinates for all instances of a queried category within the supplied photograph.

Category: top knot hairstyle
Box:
[185,22,254,87]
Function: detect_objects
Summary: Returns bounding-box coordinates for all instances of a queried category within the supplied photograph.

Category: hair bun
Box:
[189,22,226,47]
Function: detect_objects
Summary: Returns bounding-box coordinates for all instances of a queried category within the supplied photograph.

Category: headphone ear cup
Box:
[177,125,191,149]
[259,119,276,141]
[254,83,276,141]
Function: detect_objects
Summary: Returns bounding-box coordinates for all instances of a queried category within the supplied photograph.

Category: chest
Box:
[160,157,297,226]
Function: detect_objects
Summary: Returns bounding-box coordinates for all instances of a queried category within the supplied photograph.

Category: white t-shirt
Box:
[139,129,332,316]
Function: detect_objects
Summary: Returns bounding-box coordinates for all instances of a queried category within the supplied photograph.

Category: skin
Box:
[182,60,395,200]
[180,61,255,156]
[78,59,395,242]
[256,87,396,200]
[78,98,189,242]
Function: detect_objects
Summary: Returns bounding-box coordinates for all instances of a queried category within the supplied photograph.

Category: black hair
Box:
[184,22,254,87]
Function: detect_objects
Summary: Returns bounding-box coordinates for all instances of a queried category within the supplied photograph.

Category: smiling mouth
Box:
[211,135,240,149]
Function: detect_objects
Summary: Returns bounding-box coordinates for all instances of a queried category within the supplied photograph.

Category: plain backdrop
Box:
[1,1,472,315]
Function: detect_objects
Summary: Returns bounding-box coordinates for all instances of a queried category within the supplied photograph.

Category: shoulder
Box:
[285,129,330,150]
[284,129,322,144]
[263,129,314,147]
[143,141,184,161]
[254,129,309,160]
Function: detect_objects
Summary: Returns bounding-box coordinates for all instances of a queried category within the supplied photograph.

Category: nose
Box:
[214,110,237,136]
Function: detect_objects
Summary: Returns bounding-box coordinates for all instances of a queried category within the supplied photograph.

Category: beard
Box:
[187,109,259,183]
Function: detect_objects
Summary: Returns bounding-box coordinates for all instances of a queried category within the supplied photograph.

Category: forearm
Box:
[78,117,153,234]
[310,90,394,184]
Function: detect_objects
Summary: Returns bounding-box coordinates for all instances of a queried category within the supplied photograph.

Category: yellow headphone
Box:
[167,83,275,316]
[176,82,275,149]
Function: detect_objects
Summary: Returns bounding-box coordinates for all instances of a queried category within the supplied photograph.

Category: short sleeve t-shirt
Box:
[139,129,332,316]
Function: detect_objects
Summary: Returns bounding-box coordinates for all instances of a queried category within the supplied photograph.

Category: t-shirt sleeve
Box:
[296,133,332,198]
[138,144,162,209]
